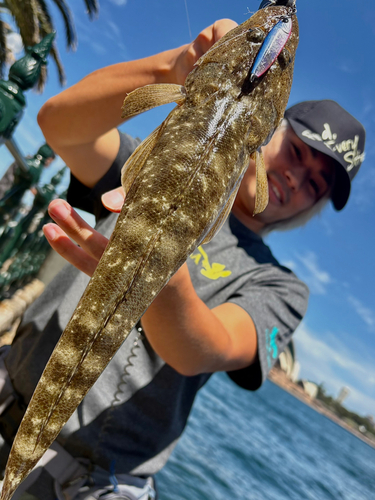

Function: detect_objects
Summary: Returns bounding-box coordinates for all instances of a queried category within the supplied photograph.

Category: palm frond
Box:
[49,43,65,85]
[2,0,100,91]
[5,0,40,45]
[36,63,46,91]
[50,0,77,49]
[35,0,53,28]
[38,17,66,88]
[83,0,99,19]
[35,4,66,90]
[34,44,65,91]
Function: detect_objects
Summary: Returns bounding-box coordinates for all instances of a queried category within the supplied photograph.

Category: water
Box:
[156,373,375,500]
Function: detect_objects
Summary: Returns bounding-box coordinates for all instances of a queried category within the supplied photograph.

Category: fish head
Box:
[188,6,299,130]
[184,6,299,216]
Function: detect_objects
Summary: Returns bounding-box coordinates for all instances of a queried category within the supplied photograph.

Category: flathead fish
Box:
[1,5,299,499]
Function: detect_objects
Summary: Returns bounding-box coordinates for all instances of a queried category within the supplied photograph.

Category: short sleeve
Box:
[227,265,309,391]
[67,131,141,222]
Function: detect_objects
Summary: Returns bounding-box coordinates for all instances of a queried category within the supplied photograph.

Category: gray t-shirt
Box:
[3,132,308,494]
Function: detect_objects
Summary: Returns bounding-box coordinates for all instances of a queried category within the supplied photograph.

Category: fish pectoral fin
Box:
[121,121,165,194]
[252,150,269,215]
[121,84,186,119]
[201,182,242,245]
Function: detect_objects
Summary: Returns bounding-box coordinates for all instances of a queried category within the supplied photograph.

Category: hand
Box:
[173,19,238,84]
[43,187,125,277]
[43,188,257,375]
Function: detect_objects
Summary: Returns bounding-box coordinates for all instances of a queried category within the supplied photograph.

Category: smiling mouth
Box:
[269,179,282,204]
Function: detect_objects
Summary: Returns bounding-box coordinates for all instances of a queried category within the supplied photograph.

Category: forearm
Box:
[141,265,257,376]
[141,278,232,376]
[44,198,254,375]
[37,19,237,187]
[38,47,185,148]
[44,192,257,375]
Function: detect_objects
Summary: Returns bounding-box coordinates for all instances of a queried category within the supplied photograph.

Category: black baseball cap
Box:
[285,100,366,210]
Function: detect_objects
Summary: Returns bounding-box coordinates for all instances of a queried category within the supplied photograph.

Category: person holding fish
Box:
[0,2,366,500]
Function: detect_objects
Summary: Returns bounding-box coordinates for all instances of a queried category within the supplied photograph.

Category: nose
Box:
[284,165,308,192]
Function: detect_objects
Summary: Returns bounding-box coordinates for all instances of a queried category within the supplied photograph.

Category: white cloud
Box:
[104,20,127,53]
[350,165,375,211]
[296,251,332,295]
[362,101,373,116]
[106,20,121,38]
[72,5,128,58]
[293,322,375,416]
[6,32,23,56]
[337,62,356,74]
[347,294,375,330]
[318,216,334,237]
[87,40,107,56]
[108,0,128,6]
[280,259,297,271]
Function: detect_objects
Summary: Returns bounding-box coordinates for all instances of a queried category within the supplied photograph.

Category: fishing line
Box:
[184,0,193,41]
[93,326,144,461]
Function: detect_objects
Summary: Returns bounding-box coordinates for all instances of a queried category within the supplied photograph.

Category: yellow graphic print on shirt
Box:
[190,246,232,280]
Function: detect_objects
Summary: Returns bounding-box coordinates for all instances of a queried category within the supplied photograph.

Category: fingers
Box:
[212,19,238,42]
[43,223,99,277]
[175,18,238,84]
[196,19,238,54]
[43,191,125,276]
[101,187,125,212]
[47,199,109,262]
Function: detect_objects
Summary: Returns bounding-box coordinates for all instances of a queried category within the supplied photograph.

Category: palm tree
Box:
[0,0,99,88]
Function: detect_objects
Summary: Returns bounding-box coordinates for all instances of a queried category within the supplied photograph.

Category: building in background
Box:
[336,387,350,405]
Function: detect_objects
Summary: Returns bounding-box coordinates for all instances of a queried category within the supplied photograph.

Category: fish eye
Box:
[246,28,264,43]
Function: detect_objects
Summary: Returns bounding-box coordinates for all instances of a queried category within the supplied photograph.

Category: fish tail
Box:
[0,210,189,499]
[0,288,145,500]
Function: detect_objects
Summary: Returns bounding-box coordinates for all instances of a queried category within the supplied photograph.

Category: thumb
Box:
[101,187,125,212]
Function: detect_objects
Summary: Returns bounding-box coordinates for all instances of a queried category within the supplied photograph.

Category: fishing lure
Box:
[0,5,299,500]
[250,16,293,82]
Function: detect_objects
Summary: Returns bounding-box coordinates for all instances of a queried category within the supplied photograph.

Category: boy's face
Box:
[233,123,337,230]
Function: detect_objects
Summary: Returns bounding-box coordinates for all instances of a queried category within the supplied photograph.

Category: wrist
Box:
[150,45,189,85]
[141,264,197,334]
[148,263,195,310]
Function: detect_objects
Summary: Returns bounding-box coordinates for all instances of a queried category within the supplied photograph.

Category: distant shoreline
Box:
[268,368,375,450]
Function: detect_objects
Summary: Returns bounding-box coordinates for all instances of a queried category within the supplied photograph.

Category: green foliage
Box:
[0,0,99,89]
[316,383,375,437]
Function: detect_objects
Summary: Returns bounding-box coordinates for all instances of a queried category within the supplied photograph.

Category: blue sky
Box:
[0,0,374,417]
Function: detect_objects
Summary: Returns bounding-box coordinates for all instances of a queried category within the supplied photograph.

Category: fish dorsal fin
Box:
[253,150,269,215]
[121,84,186,120]
[121,122,164,195]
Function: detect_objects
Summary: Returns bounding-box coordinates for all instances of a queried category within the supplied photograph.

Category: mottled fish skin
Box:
[1,7,298,500]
